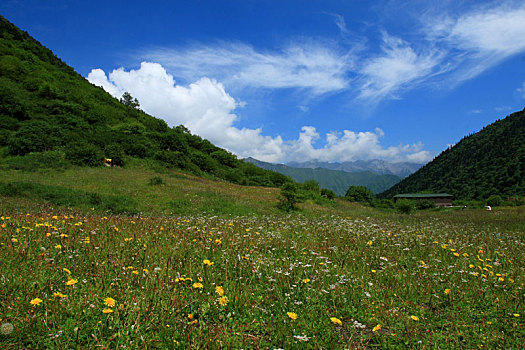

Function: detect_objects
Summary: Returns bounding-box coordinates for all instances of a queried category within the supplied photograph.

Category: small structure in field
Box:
[394,193,453,207]
[104,158,114,167]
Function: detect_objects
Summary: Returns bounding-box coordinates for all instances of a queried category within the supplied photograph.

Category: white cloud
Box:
[358,32,442,101]
[517,83,525,99]
[87,62,431,163]
[287,126,431,163]
[142,41,352,95]
[426,3,525,84]
[88,62,286,163]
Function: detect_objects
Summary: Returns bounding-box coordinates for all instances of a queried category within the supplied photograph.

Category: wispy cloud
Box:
[357,32,443,101]
[425,2,525,85]
[517,83,525,99]
[142,41,353,96]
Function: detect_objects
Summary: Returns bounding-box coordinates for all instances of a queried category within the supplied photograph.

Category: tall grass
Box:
[0,205,523,348]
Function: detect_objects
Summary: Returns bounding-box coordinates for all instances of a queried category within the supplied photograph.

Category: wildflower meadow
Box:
[1,202,523,348]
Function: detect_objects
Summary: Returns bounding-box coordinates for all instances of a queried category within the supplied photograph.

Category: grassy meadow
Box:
[0,166,524,348]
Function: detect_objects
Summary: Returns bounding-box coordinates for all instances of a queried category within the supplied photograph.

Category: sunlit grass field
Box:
[0,167,524,348]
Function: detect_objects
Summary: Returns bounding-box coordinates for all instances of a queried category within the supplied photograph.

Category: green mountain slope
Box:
[244,157,401,195]
[380,109,525,200]
[0,15,290,187]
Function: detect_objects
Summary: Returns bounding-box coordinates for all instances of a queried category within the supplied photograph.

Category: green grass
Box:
[0,167,524,349]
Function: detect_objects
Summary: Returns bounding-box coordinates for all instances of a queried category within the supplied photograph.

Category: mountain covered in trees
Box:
[380,108,525,200]
[244,157,401,195]
[286,159,422,178]
[0,15,291,187]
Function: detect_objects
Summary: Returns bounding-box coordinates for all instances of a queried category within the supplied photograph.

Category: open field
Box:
[0,167,524,348]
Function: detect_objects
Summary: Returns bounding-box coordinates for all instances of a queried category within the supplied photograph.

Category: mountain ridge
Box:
[286,159,423,178]
[379,109,525,200]
[244,157,402,195]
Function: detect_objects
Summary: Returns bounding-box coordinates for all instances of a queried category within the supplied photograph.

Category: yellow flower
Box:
[30,298,43,306]
[444,289,451,295]
[410,315,420,321]
[330,317,342,326]
[287,312,298,320]
[132,270,139,275]
[514,314,520,318]
[453,252,460,257]
[371,269,377,273]
[102,308,113,314]
[62,268,71,274]
[54,244,62,249]
[215,286,224,296]
[219,296,229,306]
[372,324,381,332]
[203,259,214,266]
[302,279,311,283]
[65,279,78,286]
[187,314,194,320]
[193,282,203,289]
[53,292,66,298]
[367,240,373,246]
[104,297,116,307]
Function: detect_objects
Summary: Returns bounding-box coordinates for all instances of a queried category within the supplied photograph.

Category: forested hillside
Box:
[244,157,401,195]
[380,109,525,200]
[0,15,290,187]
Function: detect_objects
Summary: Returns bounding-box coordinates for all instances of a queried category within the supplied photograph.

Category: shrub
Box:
[8,120,54,155]
[148,176,165,186]
[278,182,298,211]
[320,188,336,200]
[6,151,70,171]
[396,199,415,214]
[345,186,374,203]
[485,195,503,207]
[416,199,436,210]
[65,142,103,166]
[371,198,395,209]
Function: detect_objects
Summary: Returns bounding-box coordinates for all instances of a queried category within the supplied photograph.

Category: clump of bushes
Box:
[485,195,503,207]
[278,182,299,211]
[395,199,416,214]
[148,176,165,186]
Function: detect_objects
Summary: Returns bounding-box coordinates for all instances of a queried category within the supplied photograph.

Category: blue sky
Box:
[2,0,525,163]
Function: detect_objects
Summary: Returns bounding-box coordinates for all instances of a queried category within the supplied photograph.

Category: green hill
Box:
[380,108,525,200]
[244,157,401,195]
[0,15,290,188]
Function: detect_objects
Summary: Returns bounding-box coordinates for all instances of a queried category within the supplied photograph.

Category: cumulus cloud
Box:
[87,62,431,163]
[287,126,431,163]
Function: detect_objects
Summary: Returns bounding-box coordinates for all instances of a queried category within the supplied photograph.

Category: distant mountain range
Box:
[244,158,403,195]
[287,160,423,178]
[380,108,525,200]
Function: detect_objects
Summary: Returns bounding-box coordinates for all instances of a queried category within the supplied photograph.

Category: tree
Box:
[279,182,298,211]
[120,92,140,109]
[345,185,374,203]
